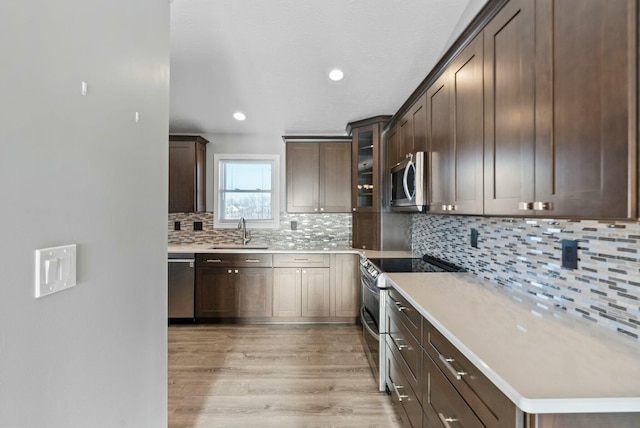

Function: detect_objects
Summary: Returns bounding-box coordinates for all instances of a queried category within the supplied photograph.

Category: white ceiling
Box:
[169,0,480,136]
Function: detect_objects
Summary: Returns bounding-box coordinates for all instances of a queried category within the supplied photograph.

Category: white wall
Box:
[0,1,169,427]
[202,133,287,212]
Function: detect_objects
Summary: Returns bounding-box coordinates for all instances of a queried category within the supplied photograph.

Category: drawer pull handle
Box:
[392,382,408,402]
[206,259,222,263]
[294,258,309,261]
[439,354,467,380]
[395,336,410,351]
[438,413,459,427]
[393,301,407,312]
[245,259,261,263]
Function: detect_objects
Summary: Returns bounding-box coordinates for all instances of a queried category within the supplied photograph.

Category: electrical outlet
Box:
[193,221,203,231]
[291,221,297,231]
[561,239,578,269]
[174,221,181,231]
[470,228,479,248]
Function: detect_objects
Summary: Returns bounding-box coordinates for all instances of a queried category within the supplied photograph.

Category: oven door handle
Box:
[360,305,379,340]
[360,276,380,296]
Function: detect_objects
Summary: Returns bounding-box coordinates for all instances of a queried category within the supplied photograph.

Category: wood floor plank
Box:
[168,324,403,428]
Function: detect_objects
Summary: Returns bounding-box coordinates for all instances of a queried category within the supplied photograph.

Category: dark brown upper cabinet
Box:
[169,135,208,213]
[285,139,352,213]
[398,112,413,164]
[533,0,637,219]
[411,95,428,153]
[483,0,536,215]
[426,72,453,214]
[427,35,484,216]
[448,33,485,215]
[386,124,399,173]
[348,117,390,214]
[403,0,637,219]
[348,116,391,250]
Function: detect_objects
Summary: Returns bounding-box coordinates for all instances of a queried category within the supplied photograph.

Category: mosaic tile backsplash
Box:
[168,212,351,249]
[411,214,640,341]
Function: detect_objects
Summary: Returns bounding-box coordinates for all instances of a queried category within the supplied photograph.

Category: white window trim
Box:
[213,154,280,229]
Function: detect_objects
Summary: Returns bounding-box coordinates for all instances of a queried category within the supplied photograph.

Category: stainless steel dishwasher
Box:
[168,253,195,320]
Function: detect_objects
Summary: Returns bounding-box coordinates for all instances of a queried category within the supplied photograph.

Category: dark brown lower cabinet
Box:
[423,351,485,428]
[196,267,272,318]
[195,268,234,317]
[423,318,517,428]
[386,338,422,428]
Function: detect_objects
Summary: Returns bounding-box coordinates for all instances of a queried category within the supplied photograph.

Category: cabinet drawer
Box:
[424,319,516,428]
[425,351,485,428]
[386,340,422,428]
[387,288,421,343]
[196,253,272,268]
[272,253,330,267]
[387,303,421,393]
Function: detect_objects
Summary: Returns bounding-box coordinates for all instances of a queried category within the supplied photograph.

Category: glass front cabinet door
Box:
[350,118,388,213]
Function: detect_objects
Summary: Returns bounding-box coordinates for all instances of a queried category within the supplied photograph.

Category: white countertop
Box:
[168,243,412,259]
[385,272,640,415]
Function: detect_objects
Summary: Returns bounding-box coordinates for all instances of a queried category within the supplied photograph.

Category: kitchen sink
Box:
[208,245,269,250]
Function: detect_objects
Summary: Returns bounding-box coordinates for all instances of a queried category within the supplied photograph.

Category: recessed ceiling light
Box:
[329,69,344,81]
[233,112,246,121]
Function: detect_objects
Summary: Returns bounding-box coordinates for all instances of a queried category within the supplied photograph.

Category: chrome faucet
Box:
[238,217,252,246]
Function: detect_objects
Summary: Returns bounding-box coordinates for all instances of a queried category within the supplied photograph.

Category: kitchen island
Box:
[385,272,640,427]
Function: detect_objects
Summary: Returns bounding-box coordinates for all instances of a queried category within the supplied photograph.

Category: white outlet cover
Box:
[35,244,77,298]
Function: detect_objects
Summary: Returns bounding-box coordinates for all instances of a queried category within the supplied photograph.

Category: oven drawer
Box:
[424,350,485,428]
[423,319,516,428]
[386,339,422,428]
[386,300,421,394]
[387,287,421,341]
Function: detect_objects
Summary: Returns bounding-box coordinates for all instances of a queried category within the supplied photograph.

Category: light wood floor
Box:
[168,324,403,428]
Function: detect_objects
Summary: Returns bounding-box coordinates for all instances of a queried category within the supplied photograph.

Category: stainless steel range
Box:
[359,255,465,391]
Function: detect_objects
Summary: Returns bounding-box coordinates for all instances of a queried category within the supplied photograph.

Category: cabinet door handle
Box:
[533,201,550,210]
[320,207,324,212]
[438,413,459,427]
[227,269,232,274]
[518,201,533,210]
[392,382,409,402]
[439,354,467,380]
[206,259,222,263]
[245,259,261,263]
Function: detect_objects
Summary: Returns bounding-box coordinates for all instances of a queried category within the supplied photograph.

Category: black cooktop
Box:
[368,255,466,273]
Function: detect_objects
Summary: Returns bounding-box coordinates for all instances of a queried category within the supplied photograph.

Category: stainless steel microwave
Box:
[390,152,427,212]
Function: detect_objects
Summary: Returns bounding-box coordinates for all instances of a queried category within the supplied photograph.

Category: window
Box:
[213,154,280,228]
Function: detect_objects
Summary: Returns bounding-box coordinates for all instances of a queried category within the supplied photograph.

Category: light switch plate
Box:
[35,244,77,298]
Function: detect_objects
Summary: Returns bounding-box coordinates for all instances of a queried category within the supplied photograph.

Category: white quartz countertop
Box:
[385,272,640,415]
[168,243,412,259]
